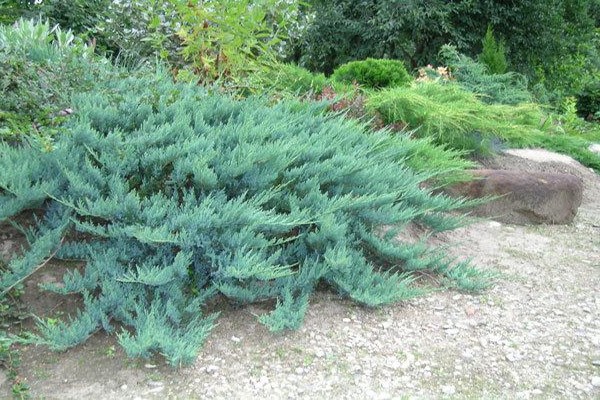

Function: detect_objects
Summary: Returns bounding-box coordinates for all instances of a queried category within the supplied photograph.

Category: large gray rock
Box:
[446,169,583,225]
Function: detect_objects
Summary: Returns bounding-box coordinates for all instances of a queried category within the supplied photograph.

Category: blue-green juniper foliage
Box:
[0,73,486,366]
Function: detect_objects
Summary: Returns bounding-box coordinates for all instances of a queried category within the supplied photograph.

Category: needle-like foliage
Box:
[0,72,486,365]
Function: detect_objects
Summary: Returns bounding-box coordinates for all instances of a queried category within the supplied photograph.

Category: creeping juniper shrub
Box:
[332,58,412,89]
[439,45,531,106]
[0,72,488,366]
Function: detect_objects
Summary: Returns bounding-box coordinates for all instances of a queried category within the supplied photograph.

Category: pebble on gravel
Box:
[0,371,7,388]
[591,376,600,387]
[441,385,456,395]
[205,365,219,374]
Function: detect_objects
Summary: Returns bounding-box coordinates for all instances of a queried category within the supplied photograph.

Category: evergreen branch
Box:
[1,237,64,297]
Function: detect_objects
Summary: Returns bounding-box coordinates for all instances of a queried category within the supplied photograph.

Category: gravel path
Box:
[2,151,599,399]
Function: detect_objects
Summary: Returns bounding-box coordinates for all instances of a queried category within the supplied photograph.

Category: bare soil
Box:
[1,150,599,400]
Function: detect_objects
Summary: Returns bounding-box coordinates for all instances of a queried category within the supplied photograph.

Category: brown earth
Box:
[1,149,599,400]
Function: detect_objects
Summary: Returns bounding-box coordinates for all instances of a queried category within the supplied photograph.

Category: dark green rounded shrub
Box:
[576,79,600,120]
[331,58,412,89]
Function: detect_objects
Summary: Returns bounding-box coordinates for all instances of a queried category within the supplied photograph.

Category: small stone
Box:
[342,318,351,323]
[206,365,219,374]
[591,360,600,367]
[120,384,128,391]
[589,143,600,154]
[488,221,502,228]
[387,359,402,370]
[467,319,480,327]
[464,306,477,316]
[144,363,157,369]
[531,389,543,395]
[452,294,462,301]
[445,328,459,335]
[231,336,241,343]
[147,381,164,387]
[441,385,456,395]
[400,352,415,369]
[591,376,600,387]
[254,376,269,389]
[380,320,393,329]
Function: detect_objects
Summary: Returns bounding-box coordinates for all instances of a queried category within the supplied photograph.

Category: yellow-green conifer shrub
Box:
[332,58,412,89]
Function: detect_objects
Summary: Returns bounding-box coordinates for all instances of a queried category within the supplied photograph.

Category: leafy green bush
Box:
[0,19,113,141]
[1,0,169,60]
[332,58,412,89]
[0,72,488,366]
[439,45,531,105]
[167,0,302,88]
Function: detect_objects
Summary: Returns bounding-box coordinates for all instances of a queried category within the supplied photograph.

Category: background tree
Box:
[290,0,598,101]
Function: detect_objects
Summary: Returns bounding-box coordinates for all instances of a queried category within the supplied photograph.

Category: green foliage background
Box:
[290,0,599,100]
